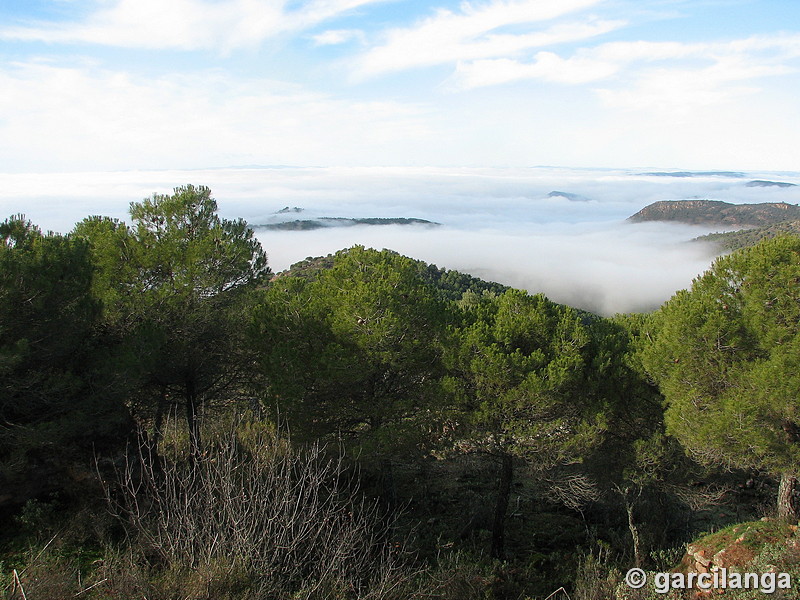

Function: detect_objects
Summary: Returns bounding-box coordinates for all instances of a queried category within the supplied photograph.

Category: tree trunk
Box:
[778,472,798,521]
[491,453,513,559]
[143,388,169,475]
[152,387,168,451]
[185,379,202,465]
[380,457,397,512]
[625,496,643,568]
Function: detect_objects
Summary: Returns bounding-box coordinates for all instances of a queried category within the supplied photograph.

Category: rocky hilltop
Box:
[627,199,800,228]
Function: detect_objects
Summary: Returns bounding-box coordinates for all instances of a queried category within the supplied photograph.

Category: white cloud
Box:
[0,0,385,51]
[352,0,615,77]
[597,66,758,116]
[258,221,718,315]
[453,50,618,88]
[0,61,433,171]
[312,28,366,46]
[449,32,800,116]
[593,35,800,115]
[595,35,800,71]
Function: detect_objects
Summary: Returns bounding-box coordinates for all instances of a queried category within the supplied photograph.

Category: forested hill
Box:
[628,199,800,227]
[694,220,800,252]
[279,251,509,301]
[629,199,800,252]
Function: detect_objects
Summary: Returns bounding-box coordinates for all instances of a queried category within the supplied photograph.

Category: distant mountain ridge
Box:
[255,217,440,231]
[640,171,746,178]
[745,180,797,188]
[627,199,800,228]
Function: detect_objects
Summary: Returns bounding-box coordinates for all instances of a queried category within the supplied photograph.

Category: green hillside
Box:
[695,220,800,252]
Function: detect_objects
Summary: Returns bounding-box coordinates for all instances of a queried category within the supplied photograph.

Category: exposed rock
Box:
[712,548,730,568]
[693,550,711,568]
[676,520,799,598]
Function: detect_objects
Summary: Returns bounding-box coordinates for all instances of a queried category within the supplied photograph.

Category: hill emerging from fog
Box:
[254,217,440,231]
[628,199,800,228]
[745,180,797,188]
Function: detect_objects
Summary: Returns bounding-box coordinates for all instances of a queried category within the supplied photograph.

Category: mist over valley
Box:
[4,165,800,315]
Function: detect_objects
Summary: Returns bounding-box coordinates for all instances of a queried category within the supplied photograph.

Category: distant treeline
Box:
[695,220,800,252]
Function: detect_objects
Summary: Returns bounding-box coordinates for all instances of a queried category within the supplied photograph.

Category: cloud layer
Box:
[351,0,620,78]
[4,166,800,315]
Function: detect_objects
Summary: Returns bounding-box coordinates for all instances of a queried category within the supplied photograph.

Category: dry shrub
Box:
[4,555,75,600]
[572,552,621,600]
[417,551,498,600]
[108,423,419,599]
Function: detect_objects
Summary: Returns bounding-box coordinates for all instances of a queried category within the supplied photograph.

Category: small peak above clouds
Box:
[746,180,797,188]
[547,191,590,202]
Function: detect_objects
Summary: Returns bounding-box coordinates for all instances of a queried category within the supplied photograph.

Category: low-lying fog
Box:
[3,166,800,315]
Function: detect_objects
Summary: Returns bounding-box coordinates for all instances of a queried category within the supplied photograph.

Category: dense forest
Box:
[695,221,800,252]
[2,185,800,599]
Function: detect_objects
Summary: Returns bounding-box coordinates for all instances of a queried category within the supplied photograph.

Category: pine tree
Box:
[643,235,800,519]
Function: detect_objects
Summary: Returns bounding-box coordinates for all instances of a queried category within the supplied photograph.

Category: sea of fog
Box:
[3,166,800,316]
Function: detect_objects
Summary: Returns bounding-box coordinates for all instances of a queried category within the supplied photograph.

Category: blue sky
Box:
[2,0,800,172]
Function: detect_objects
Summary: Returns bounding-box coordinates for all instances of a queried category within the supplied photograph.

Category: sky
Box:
[2,0,800,171]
